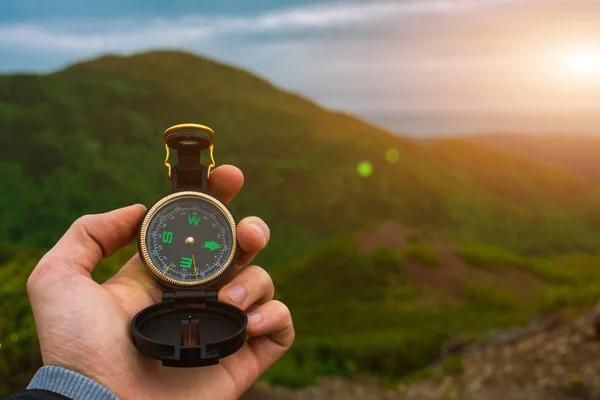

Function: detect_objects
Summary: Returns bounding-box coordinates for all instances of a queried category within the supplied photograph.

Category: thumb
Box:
[28,204,146,290]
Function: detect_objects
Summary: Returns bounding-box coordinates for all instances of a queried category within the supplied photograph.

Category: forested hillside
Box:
[2,51,600,265]
[2,50,600,396]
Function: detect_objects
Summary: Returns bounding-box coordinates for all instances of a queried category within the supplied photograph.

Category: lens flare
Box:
[357,161,373,177]
[386,148,400,163]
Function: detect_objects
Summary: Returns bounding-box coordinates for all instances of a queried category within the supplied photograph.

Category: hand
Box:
[26,165,294,400]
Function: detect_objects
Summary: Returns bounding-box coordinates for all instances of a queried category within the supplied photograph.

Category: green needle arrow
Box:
[204,240,222,251]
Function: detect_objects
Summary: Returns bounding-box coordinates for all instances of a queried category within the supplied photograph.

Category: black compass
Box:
[140,191,237,287]
[131,124,246,368]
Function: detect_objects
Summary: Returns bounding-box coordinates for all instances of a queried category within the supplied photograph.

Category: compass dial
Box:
[139,191,237,287]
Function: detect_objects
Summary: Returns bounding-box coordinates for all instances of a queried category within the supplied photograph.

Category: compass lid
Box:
[131,290,247,368]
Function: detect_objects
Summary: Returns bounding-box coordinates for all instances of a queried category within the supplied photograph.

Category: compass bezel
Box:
[139,190,238,288]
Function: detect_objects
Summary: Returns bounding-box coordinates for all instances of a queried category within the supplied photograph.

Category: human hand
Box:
[26,165,294,400]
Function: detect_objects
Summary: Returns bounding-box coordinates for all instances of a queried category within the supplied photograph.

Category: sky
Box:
[1,0,600,136]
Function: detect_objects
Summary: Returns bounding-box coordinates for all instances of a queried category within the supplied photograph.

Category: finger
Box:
[236,216,270,267]
[217,217,270,287]
[208,165,244,204]
[218,265,274,311]
[28,204,146,287]
[246,300,295,373]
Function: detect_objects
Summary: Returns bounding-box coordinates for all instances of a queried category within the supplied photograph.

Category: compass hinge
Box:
[162,290,218,304]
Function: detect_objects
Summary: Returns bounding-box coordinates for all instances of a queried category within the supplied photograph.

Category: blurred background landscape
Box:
[1,1,600,399]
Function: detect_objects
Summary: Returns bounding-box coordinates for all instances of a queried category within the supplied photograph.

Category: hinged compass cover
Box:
[132,291,247,368]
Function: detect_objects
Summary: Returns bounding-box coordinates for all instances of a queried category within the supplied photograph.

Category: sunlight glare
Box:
[565,50,600,77]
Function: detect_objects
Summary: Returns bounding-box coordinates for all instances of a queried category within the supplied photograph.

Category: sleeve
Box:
[4,366,120,400]
[4,389,71,400]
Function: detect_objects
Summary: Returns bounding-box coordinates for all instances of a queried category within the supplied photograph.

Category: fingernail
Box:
[248,312,262,325]
[250,222,266,245]
[226,285,247,305]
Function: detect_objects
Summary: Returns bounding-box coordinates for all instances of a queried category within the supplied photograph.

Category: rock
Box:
[468,379,483,392]
[541,314,566,332]
[483,328,528,348]
[441,335,476,358]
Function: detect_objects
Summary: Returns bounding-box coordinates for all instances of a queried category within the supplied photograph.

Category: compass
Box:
[131,123,247,368]
[139,190,236,288]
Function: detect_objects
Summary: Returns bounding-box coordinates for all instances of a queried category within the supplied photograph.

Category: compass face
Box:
[140,192,237,287]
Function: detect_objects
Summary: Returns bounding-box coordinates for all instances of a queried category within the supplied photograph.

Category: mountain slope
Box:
[461,133,600,181]
[264,221,600,386]
[1,50,600,266]
[3,51,600,396]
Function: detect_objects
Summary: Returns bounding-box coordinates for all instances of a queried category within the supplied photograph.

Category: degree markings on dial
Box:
[146,199,233,283]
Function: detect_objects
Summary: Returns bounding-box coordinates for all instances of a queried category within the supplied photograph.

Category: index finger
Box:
[208,164,244,204]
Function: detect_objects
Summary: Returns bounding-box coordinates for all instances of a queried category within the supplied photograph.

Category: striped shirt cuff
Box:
[27,366,119,400]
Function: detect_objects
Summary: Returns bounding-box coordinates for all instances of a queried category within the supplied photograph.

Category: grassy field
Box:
[262,226,600,387]
[3,229,600,395]
[1,50,600,395]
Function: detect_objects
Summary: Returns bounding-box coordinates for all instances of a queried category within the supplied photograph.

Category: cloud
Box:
[0,0,527,54]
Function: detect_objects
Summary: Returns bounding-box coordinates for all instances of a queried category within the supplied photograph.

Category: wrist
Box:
[27,365,119,400]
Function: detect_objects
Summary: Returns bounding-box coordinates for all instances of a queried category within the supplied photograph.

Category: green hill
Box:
[2,50,600,394]
[3,223,600,394]
[1,50,600,264]
[265,222,600,386]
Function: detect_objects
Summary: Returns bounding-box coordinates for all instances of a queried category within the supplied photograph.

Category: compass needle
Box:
[164,262,174,274]
[192,254,199,280]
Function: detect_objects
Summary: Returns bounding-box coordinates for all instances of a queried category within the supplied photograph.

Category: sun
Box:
[565,50,600,76]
